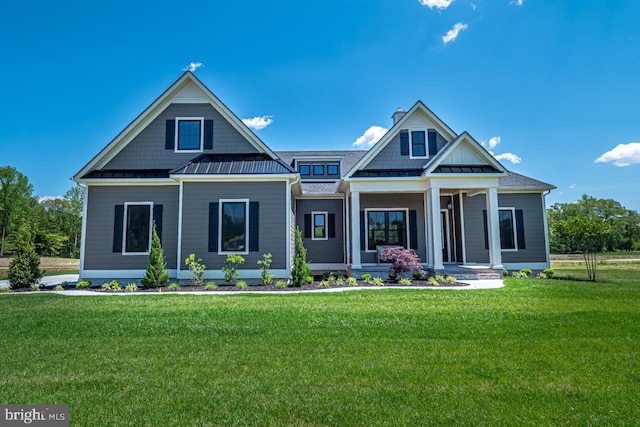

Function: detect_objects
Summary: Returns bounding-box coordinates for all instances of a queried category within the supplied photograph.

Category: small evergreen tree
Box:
[291,227,312,287]
[141,222,169,288]
[8,225,42,289]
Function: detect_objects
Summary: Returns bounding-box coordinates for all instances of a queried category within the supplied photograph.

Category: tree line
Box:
[0,166,83,258]
[548,194,640,253]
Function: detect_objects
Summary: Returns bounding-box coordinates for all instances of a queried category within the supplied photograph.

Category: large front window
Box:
[124,203,152,254]
[367,210,407,251]
[220,201,248,253]
[499,209,516,250]
[176,118,203,151]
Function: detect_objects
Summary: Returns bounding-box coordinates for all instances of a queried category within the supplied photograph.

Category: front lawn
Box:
[1,278,638,425]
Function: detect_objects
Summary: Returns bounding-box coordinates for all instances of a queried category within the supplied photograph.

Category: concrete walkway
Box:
[1,274,503,295]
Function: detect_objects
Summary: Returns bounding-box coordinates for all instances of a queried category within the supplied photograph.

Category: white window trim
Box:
[408,129,428,160]
[174,117,204,153]
[499,207,518,252]
[122,202,153,256]
[218,199,250,255]
[364,208,410,253]
[311,211,328,241]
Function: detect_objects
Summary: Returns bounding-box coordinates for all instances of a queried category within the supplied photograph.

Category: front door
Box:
[440,210,451,263]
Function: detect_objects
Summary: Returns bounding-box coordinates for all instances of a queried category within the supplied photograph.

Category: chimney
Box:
[392,107,406,125]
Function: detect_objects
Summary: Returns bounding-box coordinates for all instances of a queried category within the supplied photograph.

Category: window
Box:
[175,118,203,152]
[410,130,426,158]
[299,164,310,175]
[327,164,339,175]
[313,164,325,175]
[366,210,407,251]
[499,208,516,250]
[124,203,152,254]
[220,200,248,253]
[312,212,327,240]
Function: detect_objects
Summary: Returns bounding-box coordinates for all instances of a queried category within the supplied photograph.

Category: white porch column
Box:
[424,190,434,268]
[485,187,503,269]
[429,187,444,270]
[350,191,361,269]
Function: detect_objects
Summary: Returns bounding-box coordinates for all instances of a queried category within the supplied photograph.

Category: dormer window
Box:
[327,164,339,175]
[313,165,325,175]
[175,117,204,152]
[410,131,427,158]
[299,165,310,175]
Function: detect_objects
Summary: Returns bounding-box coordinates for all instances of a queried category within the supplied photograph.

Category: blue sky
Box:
[1,0,639,210]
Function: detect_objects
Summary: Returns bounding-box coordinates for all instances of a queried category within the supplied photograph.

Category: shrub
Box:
[275,279,288,289]
[101,283,111,291]
[8,236,42,290]
[125,283,139,292]
[76,280,91,290]
[257,253,275,285]
[428,277,440,286]
[502,269,508,277]
[167,283,181,291]
[31,284,41,291]
[520,269,532,277]
[54,285,64,291]
[360,273,372,284]
[205,282,217,290]
[537,272,548,279]
[236,280,248,290]
[543,268,555,278]
[512,271,524,278]
[222,254,245,284]
[412,270,425,280]
[0,287,11,293]
[185,254,206,286]
[445,275,457,285]
[141,222,169,288]
[291,228,312,287]
[320,280,330,288]
[435,275,445,282]
[347,277,358,287]
[109,280,121,289]
[382,247,426,279]
[372,277,385,286]
[398,278,412,286]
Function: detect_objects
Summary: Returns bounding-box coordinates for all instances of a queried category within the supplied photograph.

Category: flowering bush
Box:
[382,247,426,279]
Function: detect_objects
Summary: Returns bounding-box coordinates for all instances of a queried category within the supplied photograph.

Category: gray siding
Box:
[360,193,426,264]
[364,133,426,170]
[105,103,259,170]
[462,192,547,264]
[84,185,179,270]
[181,181,288,270]
[296,199,345,264]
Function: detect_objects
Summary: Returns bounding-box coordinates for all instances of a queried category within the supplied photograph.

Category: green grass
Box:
[1,278,639,426]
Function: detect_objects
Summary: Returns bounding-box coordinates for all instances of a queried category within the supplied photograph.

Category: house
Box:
[73,71,555,282]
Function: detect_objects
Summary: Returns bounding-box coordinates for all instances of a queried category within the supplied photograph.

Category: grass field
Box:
[0,257,79,280]
[1,264,639,425]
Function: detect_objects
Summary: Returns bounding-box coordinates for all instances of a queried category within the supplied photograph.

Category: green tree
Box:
[8,225,42,289]
[64,185,84,258]
[0,166,34,255]
[552,216,611,281]
[141,222,169,288]
[291,227,312,287]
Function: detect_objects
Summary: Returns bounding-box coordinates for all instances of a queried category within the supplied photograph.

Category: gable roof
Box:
[423,131,508,175]
[73,71,278,182]
[498,172,555,190]
[345,101,458,178]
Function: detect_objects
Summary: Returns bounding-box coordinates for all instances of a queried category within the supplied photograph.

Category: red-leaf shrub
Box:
[382,247,426,279]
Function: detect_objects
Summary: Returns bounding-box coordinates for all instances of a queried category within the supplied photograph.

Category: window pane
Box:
[327,164,339,175]
[222,202,246,251]
[125,205,150,253]
[499,210,515,250]
[299,165,310,175]
[368,212,386,250]
[178,120,201,150]
[367,211,406,250]
[313,165,324,175]
[411,131,426,157]
[314,213,326,238]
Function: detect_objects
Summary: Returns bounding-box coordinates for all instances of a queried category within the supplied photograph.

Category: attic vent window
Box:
[176,117,204,152]
[410,131,427,158]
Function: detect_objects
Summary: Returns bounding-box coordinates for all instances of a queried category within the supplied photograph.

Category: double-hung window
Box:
[312,212,328,240]
[366,210,407,251]
[175,117,204,152]
[123,202,153,254]
[499,208,517,251]
[220,200,249,254]
[410,130,427,158]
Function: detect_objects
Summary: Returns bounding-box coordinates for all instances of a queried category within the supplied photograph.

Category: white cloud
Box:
[184,62,204,72]
[481,136,501,150]
[418,0,454,9]
[442,22,468,44]
[353,126,388,149]
[510,0,524,6]
[242,116,274,131]
[39,196,64,203]
[471,3,477,10]
[494,152,522,164]
[569,184,577,190]
[595,142,640,167]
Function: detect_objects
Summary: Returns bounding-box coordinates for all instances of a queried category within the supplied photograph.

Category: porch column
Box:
[485,187,503,269]
[351,191,361,269]
[429,187,444,270]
